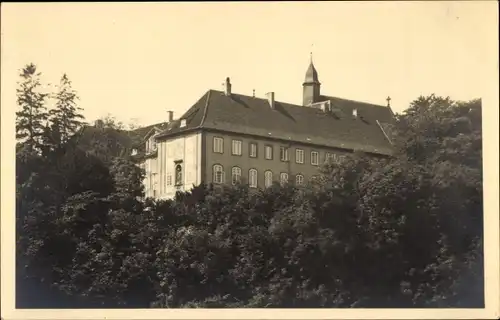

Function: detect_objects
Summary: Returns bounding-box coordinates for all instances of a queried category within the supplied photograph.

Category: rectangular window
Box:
[311,151,319,166]
[325,152,336,163]
[232,139,242,156]
[213,137,224,153]
[280,147,289,162]
[265,145,273,160]
[167,174,172,186]
[249,143,258,158]
[295,149,304,164]
[338,155,346,163]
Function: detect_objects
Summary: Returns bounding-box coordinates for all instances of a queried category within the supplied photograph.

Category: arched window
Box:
[249,169,258,188]
[280,172,288,186]
[213,164,224,184]
[232,166,242,185]
[295,174,304,186]
[175,164,182,185]
[264,170,273,188]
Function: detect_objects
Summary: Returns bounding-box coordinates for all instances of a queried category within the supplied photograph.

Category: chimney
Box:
[167,111,174,122]
[352,108,358,119]
[94,119,104,128]
[224,77,232,96]
[266,92,275,109]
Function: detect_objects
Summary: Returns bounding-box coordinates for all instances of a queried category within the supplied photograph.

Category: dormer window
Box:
[180,119,187,128]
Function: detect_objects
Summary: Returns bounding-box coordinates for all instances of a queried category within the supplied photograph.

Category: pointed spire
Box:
[304,59,319,83]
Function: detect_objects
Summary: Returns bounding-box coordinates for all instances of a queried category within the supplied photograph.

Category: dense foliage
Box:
[16,64,483,308]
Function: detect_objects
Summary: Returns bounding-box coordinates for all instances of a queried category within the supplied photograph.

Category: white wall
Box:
[142,157,158,198]
[155,132,203,199]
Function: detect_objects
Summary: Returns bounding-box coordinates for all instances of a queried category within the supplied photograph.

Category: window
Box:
[264,170,273,188]
[175,164,183,185]
[167,174,172,186]
[325,152,336,163]
[232,140,242,156]
[249,169,258,188]
[296,174,304,186]
[280,172,289,186]
[311,151,319,166]
[265,145,273,160]
[213,164,224,184]
[296,149,304,164]
[338,155,346,163]
[280,147,289,162]
[232,166,242,185]
[249,143,258,158]
[213,137,224,153]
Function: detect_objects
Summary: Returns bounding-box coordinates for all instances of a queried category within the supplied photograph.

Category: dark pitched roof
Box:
[156,90,395,155]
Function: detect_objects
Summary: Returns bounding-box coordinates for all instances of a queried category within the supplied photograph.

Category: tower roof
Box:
[304,60,319,84]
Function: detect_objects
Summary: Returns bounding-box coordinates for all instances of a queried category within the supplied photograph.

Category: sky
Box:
[1,1,497,127]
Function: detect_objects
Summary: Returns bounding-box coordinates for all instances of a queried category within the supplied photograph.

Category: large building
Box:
[133,60,395,199]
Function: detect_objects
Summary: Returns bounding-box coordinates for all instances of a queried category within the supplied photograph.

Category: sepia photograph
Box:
[1,1,498,319]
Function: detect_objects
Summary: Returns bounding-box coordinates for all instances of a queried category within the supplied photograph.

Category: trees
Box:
[15,63,49,151]
[49,74,85,145]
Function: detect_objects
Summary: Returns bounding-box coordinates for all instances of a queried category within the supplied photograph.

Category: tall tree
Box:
[49,74,85,144]
[16,63,49,150]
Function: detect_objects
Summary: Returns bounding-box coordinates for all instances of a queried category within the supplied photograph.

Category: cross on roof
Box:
[386,96,391,107]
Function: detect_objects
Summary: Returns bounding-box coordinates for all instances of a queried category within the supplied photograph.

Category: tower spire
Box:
[303,49,321,106]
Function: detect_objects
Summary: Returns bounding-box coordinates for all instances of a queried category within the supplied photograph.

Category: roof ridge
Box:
[324,95,387,108]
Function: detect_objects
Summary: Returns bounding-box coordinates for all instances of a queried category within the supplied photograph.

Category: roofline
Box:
[155,126,392,157]
[141,126,163,142]
[376,119,393,145]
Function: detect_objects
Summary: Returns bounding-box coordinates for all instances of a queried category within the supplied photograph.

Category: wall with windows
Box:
[204,131,350,189]
[155,132,203,199]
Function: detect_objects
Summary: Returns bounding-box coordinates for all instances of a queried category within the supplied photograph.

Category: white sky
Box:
[1,2,497,126]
